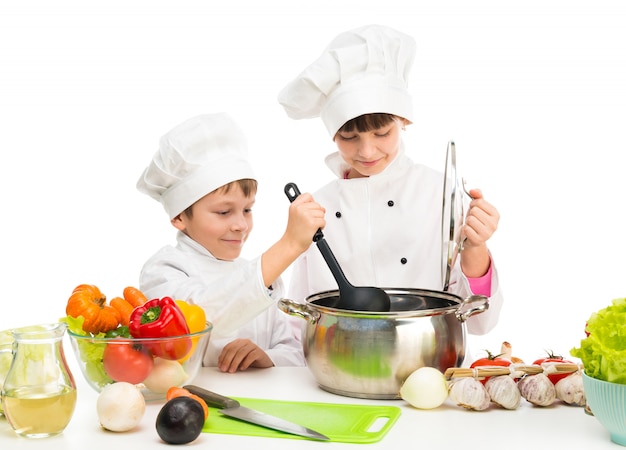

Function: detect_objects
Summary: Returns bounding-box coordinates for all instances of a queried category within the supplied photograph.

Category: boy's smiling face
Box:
[172,183,254,261]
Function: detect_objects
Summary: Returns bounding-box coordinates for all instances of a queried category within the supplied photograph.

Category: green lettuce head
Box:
[571,297,626,384]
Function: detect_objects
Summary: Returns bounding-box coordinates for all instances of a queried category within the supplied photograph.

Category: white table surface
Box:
[0,365,619,449]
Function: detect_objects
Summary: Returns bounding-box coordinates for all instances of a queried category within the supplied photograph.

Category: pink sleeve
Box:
[467,263,492,297]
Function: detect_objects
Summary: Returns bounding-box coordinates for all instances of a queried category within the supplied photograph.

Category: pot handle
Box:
[455,295,489,322]
[277,298,320,325]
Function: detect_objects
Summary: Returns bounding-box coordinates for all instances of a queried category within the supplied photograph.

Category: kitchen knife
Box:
[183,385,330,441]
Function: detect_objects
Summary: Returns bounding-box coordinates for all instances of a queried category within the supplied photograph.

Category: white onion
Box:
[400,367,449,409]
[142,357,188,394]
[96,382,146,432]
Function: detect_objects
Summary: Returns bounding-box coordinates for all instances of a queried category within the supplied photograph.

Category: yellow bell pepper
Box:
[175,300,206,333]
[175,300,207,362]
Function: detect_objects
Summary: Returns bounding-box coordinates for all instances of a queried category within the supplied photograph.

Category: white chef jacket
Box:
[287,146,503,336]
[139,231,305,367]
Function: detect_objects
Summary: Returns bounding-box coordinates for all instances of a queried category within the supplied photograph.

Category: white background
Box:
[1,0,625,364]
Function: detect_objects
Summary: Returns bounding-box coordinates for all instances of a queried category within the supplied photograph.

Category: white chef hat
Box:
[278,24,416,137]
[137,113,256,219]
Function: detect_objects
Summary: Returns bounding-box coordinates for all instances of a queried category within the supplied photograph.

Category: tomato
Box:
[533,352,574,385]
[469,350,511,385]
[103,339,154,384]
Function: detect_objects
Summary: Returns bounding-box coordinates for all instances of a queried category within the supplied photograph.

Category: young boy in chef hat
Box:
[136,113,326,372]
[278,24,503,336]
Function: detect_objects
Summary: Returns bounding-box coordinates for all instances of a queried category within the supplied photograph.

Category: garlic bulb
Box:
[555,372,586,406]
[518,373,556,406]
[448,377,491,411]
[485,375,521,410]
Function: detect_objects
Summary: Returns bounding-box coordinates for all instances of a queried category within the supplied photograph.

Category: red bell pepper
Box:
[129,296,192,360]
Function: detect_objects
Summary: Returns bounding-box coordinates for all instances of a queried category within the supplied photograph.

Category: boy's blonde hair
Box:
[183,179,257,218]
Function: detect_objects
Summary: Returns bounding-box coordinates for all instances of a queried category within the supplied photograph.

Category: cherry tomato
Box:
[469,350,511,384]
[103,339,154,384]
[533,351,574,384]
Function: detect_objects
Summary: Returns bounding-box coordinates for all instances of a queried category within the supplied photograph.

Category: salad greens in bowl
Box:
[571,297,626,446]
[571,297,626,383]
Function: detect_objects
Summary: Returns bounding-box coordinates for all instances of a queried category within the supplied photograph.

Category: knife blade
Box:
[184,385,330,441]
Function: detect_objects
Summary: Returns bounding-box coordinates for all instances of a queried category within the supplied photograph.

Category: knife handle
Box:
[183,385,241,409]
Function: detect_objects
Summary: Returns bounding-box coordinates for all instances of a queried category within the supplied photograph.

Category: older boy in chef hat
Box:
[136,113,325,372]
[278,24,503,336]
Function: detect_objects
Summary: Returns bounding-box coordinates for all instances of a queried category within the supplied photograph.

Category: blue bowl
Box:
[582,371,626,446]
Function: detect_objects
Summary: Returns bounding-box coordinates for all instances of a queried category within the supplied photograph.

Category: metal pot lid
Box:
[441,140,465,291]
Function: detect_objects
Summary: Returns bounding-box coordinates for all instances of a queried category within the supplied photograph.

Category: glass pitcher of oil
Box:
[1,322,77,438]
[0,328,13,416]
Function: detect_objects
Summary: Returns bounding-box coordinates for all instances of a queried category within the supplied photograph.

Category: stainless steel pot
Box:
[278,288,488,399]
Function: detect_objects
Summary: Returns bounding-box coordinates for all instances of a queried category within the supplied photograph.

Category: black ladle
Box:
[284,182,391,312]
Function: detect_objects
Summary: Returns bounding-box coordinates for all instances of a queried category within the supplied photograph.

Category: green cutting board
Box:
[202,397,401,443]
